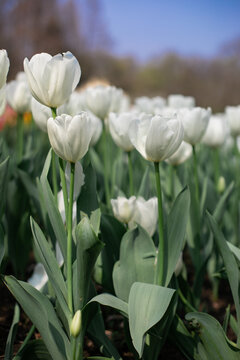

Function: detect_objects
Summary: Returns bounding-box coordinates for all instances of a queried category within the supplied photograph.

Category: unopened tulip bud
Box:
[217,176,226,193]
[70,310,82,338]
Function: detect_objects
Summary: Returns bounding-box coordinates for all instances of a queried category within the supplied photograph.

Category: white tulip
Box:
[201,114,226,148]
[178,107,211,145]
[7,74,32,113]
[58,91,86,116]
[0,49,10,89]
[168,94,195,109]
[129,113,184,162]
[225,106,240,137]
[129,197,158,237]
[109,112,137,151]
[166,141,192,165]
[24,51,81,108]
[31,97,51,132]
[47,112,93,162]
[0,85,6,116]
[134,96,166,114]
[89,113,103,146]
[84,85,122,120]
[111,196,136,223]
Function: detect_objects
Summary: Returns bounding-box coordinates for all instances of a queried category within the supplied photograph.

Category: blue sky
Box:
[100,0,240,61]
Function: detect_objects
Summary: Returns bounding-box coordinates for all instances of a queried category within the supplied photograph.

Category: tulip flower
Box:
[166,141,192,166]
[24,51,81,108]
[168,94,195,109]
[31,97,51,132]
[178,107,211,145]
[0,49,10,89]
[201,115,226,148]
[225,106,240,138]
[129,197,158,237]
[0,86,6,116]
[47,112,93,163]
[134,96,166,114]
[109,112,136,152]
[70,310,82,338]
[7,73,32,114]
[111,196,136,224]
[129,113,184,162]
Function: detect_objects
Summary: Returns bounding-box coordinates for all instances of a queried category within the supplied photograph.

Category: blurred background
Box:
[1,0,240,111]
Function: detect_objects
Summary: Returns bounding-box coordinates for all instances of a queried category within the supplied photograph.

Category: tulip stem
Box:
[51,107,57,118]
[102,126,111,208]
[67,162,75,314]
[59,158,69,221]
[213,148,220,191]
[192,145,200,205]
[17,114,24,163]
[127,151,134,196]
[154,162,165,286]
[51,151,58,204]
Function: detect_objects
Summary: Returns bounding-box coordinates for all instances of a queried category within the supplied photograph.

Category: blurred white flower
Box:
[134,96,166,114]
[58,91,86,115]
[47,112,93,162]
[31,97,51,132]
[129,113,184,162]
[109,112,137,151]
[225,106,240,137]
[168,94,195,109]
[7,72,32,113]
[201,114,226,148]
[24,51,81,108]
[166,141,192,166]
[0,49,10,89]
[0,86,6,116]
[89,113,103,146]
[129,197,158,237]
[111,196,136,224]
[178,107,211,145]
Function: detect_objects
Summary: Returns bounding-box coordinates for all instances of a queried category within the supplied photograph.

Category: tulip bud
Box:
[217,176,226,194]
[70,310,82,338]
[111,196,136,224]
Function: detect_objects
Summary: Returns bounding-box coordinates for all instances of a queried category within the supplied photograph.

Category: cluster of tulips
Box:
[1,48,240,360]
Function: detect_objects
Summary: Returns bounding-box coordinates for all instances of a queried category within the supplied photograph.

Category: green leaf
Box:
[30,217,71,325]
[90,208,101,235]
[206,211,240,345]
[75,217,104,310]
[89,293,128,316]
[0,224,4,267]
[213,181,234,221]
[186,312,240,360]
[77,163,99,217]
[13,339,52,360]
[40,156,67,262]
[137,165,150,198]
[128,282,175,357]
[227,242,240,263]
[4,303,20,360]
[0,156,9,219]
[164,186,190,286]
[113,226,156,302]
[4,275,71,360]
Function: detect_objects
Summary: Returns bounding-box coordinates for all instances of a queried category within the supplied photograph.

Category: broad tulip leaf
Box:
[207,211,240,345]
[13,339,52,360]
[0,224,4,267]
[40,153,67,262]
[75,216,104,310]
[227,242,240,263]
[213,181,234,221]
[164,186,190,286]
[4,303,20,360]
[113,226,156,302]
[137,165,150,198]
[30,217,70,324]
[77,163,99,217]
[128,282,175,357]
[186,312,240,360]
[89,293,128,316]
[4,275,71,360]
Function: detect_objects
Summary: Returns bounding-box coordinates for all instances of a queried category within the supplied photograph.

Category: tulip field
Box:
[1,49,240,360]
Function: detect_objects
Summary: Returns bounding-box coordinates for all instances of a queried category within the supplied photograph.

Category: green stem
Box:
[76,331,84,360]
[127,151,134,196]
[102,126,111,208]
[154,162,165,286]
[17,114,24,163]
[59,158,69,221]
[213,148,220,191]
[14,325,35,358]
[51,107,57,118]
[178,287,197,312]
[67,162,75,314]
[51,151,58,204]
[192,145,200,205]
[72,337,77,360]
